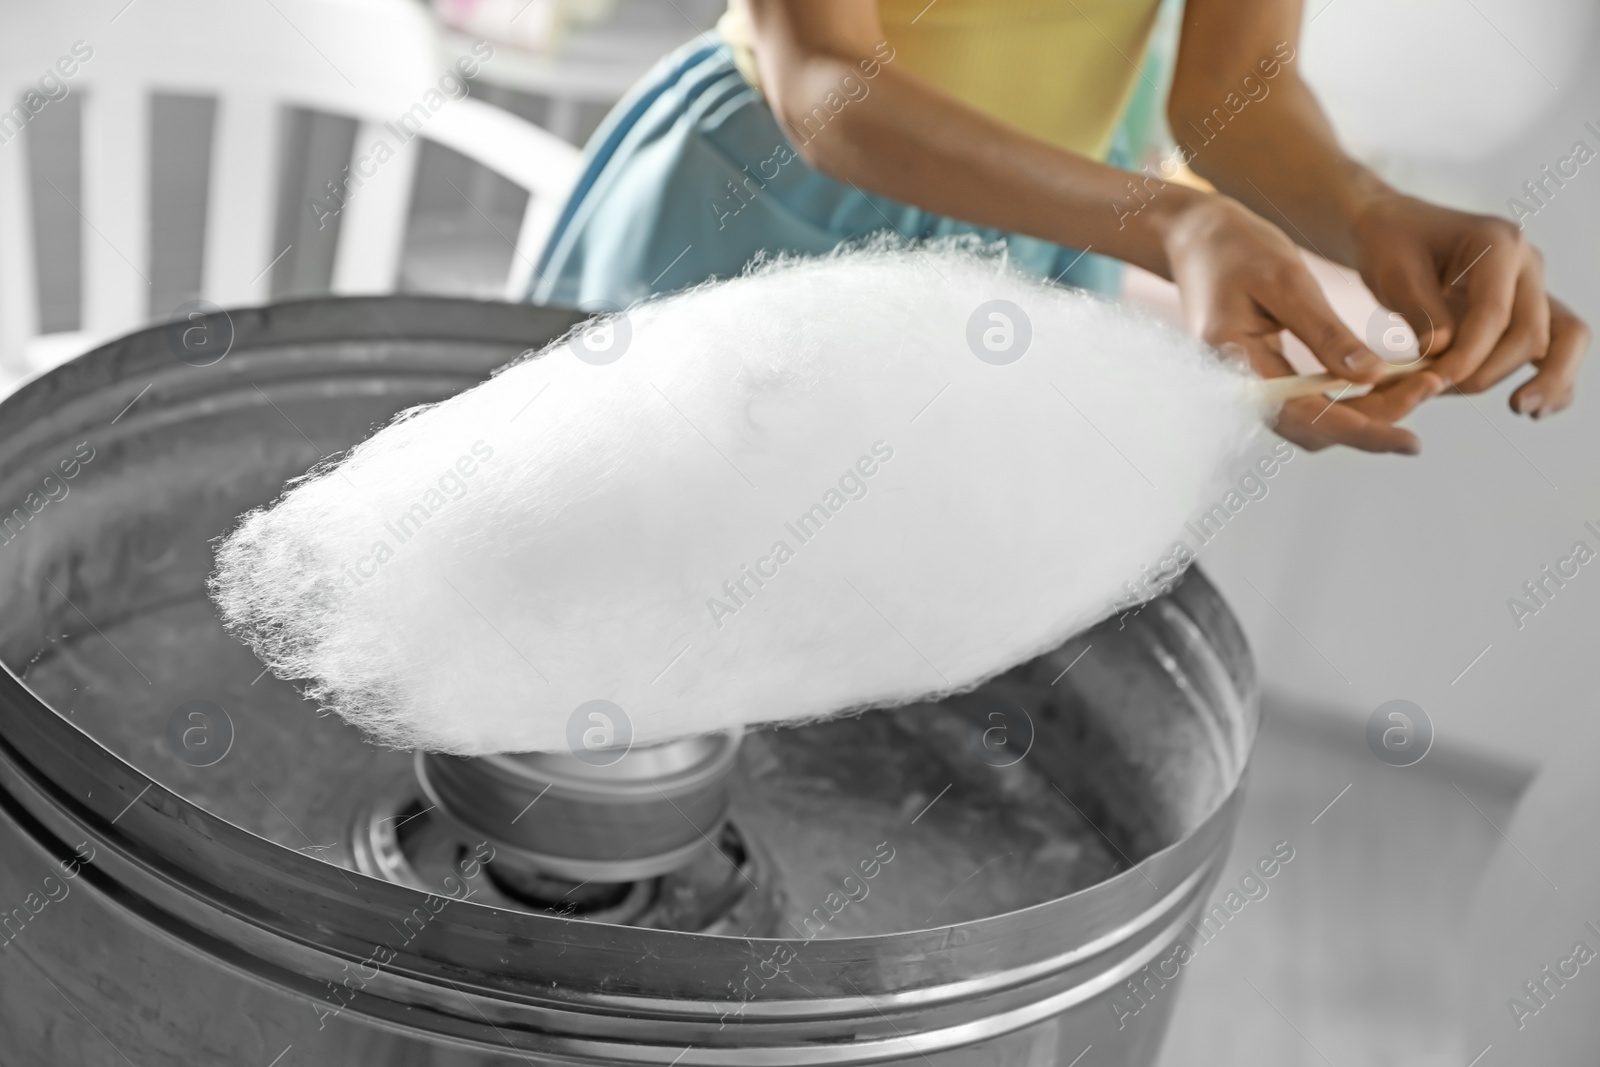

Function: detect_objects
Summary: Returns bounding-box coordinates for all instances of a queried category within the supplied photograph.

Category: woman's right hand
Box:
[1159,194,1448,454]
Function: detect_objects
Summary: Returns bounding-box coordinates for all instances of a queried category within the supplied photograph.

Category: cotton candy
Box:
[211,243,1269,756]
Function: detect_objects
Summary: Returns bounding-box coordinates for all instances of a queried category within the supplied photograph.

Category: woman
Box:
[531,0,1589,453]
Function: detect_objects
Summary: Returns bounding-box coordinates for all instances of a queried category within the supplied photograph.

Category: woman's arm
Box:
[1172,0,1589,415]
[1166,0,1372,265]
[743,0,1442,452]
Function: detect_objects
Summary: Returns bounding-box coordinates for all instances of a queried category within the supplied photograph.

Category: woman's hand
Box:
[1159,194,1447,454]
[1349,191,1590,418]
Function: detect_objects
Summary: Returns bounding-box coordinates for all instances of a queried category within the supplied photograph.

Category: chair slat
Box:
[423,98,581,301]
[329,120,419,295]
[203,93,279,308]
[0,118,39,375]
[5,0,584,376]
[79,86,149,337]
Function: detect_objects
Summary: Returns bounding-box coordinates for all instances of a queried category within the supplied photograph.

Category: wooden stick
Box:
[1255,359,1438,405]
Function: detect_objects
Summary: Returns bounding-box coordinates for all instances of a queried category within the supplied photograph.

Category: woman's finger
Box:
[1432,231,1522,385]
[1510,298,1591,418]
[1457,253,1551,394]
[1343,369,1449,423]
[1274,392,1426,455]
[1369,248,1456,358]
[1218,334,1296,380]
[1262,270,1387,382]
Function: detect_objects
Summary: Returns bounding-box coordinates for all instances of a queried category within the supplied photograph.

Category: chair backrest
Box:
[0,0,580,376]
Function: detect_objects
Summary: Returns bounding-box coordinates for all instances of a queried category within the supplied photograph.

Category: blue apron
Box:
[529,35,1148,309]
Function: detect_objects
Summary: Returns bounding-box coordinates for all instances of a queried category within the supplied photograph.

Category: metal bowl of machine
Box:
[0,296,1258,1066]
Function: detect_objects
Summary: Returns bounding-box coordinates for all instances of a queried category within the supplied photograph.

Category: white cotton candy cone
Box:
[211,244,1269,756]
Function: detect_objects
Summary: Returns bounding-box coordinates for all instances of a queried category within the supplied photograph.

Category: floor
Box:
[1157,693,1528,1067]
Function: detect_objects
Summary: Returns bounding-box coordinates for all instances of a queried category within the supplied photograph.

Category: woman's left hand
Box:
[1348,192,1591,418]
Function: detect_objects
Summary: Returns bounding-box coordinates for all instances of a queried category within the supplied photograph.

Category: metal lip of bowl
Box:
[0,296,1259,1063]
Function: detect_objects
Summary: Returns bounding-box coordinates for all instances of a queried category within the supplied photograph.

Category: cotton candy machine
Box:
[0,297,1258,1065]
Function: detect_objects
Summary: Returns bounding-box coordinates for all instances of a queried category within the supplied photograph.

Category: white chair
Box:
[0,0,580,382]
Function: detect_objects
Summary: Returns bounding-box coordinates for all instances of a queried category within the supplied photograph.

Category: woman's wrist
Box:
[1321,163,1398,269]
[1107,184,1213,281]
[1334,163,1395,221]
[1143,187,1243,281]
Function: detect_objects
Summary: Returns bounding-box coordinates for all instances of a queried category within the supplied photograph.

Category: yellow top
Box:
[718,0,1164,162]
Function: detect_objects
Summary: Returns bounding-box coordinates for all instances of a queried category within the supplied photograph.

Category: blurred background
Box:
[1,0,1597,1063]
